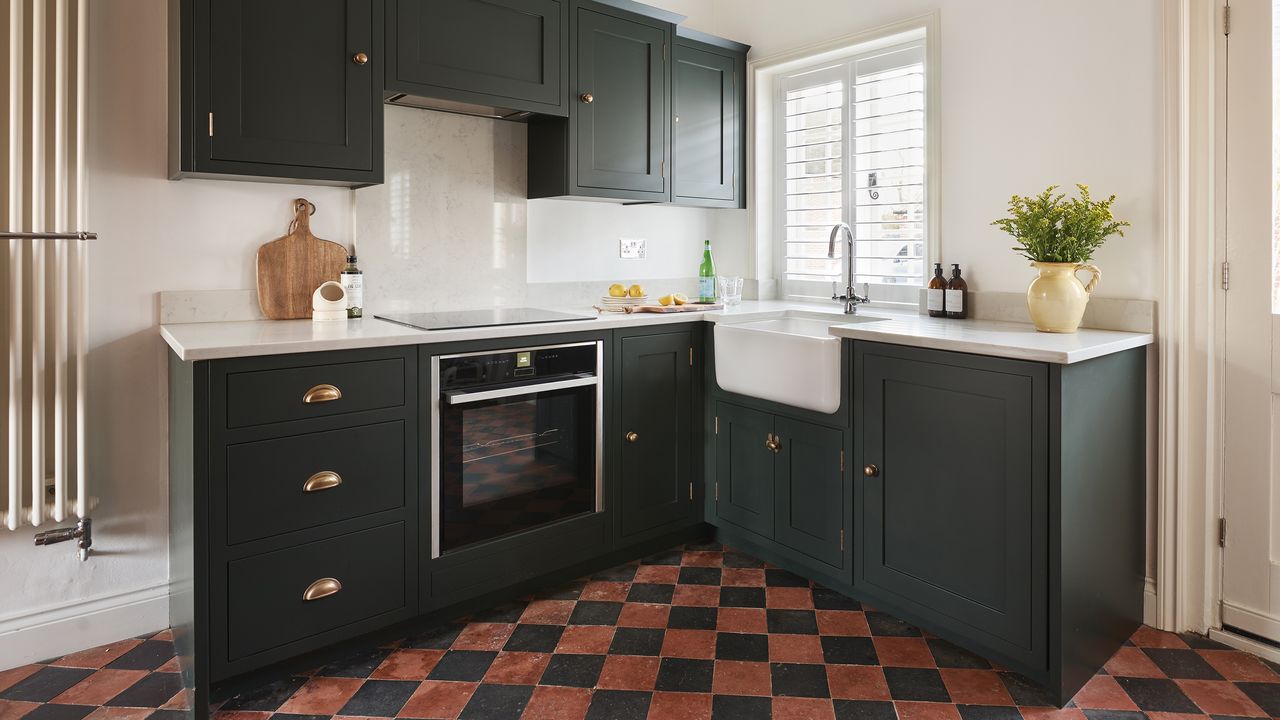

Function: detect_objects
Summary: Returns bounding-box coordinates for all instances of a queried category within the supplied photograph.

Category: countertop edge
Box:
[827,326,1155,364]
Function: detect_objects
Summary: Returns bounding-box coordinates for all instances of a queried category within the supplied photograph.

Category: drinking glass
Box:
[717,276,743,305]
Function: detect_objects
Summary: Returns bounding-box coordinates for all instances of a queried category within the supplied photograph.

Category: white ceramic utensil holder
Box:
[312,281,348,322]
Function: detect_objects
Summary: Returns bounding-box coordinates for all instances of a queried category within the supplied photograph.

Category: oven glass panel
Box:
[440,386,596,554]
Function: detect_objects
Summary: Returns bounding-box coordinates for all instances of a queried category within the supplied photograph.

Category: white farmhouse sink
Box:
[714,314,883,414]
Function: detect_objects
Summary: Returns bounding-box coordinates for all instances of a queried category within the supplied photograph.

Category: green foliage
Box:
[991,184,1130,264]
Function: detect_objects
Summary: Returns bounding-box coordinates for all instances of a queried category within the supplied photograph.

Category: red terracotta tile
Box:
[717,607,768,634]
[647,691,713,720]
[1175,678,1267,716]
[768,634,825,664]
[450,623,514,651]
[816,610,871,637]
[555,625,615,654]
[161,689,191,711]
[598,654,661,691]
[1017,709,1087,720]
[277,677,364,716]
[939,668,1014,706]
[372,649,444,680]
[0,666,41,694]
[672,585,720,607]
[1198,648,1280,682]
[633,565,680,584]
[873,637,935,668]
[156,658,182,673]
[712,660,772,696]
[149,630,174,642]
[1144,713,1207,720]
[765,587,814,609]
[1130,626,1189,649]
[682,551,723,567]
[773,697,836,720]
[661,629,717,659]
[721,568,766,587]
[481,651,550,685]
[580,581,630,601]
[618,603,671,628]
[519,600,576,625]
[51,669,149,705]
[1070,675,1140,710]
[522,685,592,720]
[895,701,962,720]
[1102,647,1165,678]
[397,680,477,719]
[0,700,39,720]
[51,639,144,669]
[826,665,891,700]
[84,709,155,720]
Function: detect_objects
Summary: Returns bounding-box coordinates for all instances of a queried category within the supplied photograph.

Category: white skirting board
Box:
[0,582,169,671]
[1144,577,1159,627]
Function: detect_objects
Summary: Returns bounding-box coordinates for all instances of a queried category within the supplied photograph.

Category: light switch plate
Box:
[620,238,647,259]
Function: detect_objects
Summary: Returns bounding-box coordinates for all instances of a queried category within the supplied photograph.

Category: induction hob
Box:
[376,307,596,331]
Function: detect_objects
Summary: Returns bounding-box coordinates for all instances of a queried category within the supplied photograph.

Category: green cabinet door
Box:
[714,402,774,538]
[672,40,740,207]
[618,330,694,537]
[573,4,668,198]
[774,418,845,569]
[855,343,1048,668]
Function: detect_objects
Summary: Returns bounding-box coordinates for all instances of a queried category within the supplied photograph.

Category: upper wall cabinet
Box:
[672,30,746,208]
[170,0,384,186]
[385,0,569,119]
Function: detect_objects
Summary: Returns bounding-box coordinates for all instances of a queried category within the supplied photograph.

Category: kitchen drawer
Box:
[227,522,406,661]
[224,421,406,545]
[225,357,406,428]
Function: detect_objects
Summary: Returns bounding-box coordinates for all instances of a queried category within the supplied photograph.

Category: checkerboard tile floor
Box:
[4,542,1280,720]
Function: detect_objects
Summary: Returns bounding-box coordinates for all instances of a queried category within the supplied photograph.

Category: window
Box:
[777,39,929,303]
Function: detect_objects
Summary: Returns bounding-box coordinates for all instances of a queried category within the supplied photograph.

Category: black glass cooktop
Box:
[376,307,595,331]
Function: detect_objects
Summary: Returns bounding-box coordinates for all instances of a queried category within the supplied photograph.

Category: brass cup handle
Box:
[303,577,342,601]
[579,92,594,104]
[864,464,879,477]
[303,384,342,404]
[626,431,639,443]
[303,471,343,493]
[353,52,369,65]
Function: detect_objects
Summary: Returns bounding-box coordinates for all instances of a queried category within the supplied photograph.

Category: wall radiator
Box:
[2,0,93,550]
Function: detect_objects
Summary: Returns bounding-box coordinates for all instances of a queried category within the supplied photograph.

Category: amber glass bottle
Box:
[945,264,968,319]
[927,263,947,317]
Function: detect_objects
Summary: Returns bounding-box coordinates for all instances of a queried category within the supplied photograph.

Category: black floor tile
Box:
[654,658,714,693]
[585,689,652,720]
[403,623,466,650]
[336,679,417,717]
[678,567,722,586]
[820,636,879,666]
[219,676,309,712]
[1236,681,1280,716]
[834,699,897,720]
[770,662,830,698]
[1112,677,1200,713]
[764,569,809,587]
[866,612,921,638]
[1081,711,1147,720]
[812,587,861,611]
[503,624,565,653]
[105,672,184,708]
[316,647,393,677]
[721,552,765,569]
[883,667,950,702]
[539,654,606,688]
[1141,647,1225,680]
[668,606,718,630]
[685,540,723,551]
[715,633,769,662]
[957,705,1022,720]
[145,710,192,720]
[766,609,819,635]
[105,641,175,672]
[928,639,992,669]
[609,628,665,657]
[20,704,95,720]
[719,587,766,609]
[627,583,676,604]
[1178,632,1230,650]
[569,601,623,626]
[427,650,498,682]
[641,550,685,566]
[0,667,94,703]
[537,580,586,600]
[997,671,1054,707]
[268,715,331,720]
[712,694,771,719]
[471,602,528,624]
[592,564,639,582]
[457,683,534,720]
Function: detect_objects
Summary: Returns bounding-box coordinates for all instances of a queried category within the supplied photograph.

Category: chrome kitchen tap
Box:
[828,222,870,314]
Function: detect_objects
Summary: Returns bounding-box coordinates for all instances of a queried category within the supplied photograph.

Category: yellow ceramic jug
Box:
[1026,262,1100,333]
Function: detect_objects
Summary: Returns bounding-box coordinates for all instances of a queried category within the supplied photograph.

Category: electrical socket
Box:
[619,238,647,259]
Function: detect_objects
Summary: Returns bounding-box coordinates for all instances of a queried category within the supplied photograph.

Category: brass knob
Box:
[303,471,342,493]
[353,52,369,65]
[626,431,638,443]
[864,464,879,477]
[579,92,594,104]
[765,434,780,454]
[303,384,342,404]
[303,577,342,601]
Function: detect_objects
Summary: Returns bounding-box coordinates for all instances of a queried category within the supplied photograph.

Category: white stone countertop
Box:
[161,300,1153,364]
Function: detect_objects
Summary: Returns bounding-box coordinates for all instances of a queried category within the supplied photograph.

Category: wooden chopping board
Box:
[256,199,349,320]
[620,303,723,314]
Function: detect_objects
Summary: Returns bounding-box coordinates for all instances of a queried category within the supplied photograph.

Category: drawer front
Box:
[225,421,406,545]
[226,357,406,429]
[227,522,406,661]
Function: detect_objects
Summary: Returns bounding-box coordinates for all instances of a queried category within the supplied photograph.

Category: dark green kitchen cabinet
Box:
[672,30,746,208]
[617,328,697,537]
[713,402,774,538]
[773,418,845,569]
[385,0,568,118]
[170,0,384,186]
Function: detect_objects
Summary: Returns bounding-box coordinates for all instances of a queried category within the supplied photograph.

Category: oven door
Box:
[431,353,603,558]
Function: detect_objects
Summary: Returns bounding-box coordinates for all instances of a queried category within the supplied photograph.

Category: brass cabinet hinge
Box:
[1219,517,1227,547]
[1222,260,1231,290]
[663,43,667,60]
[1224,5,1232,35]
[840,449,845,473]
[661,159,665,177]
[714,416,719,434]
[689,347,693,367]
[689,482,694,500]
[714,482,719,501]
[208,112,214,137]
[840,528,844,551]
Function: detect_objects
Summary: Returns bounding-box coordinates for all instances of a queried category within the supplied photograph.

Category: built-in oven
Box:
[429,341,603,558]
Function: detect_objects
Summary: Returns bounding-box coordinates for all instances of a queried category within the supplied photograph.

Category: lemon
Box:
[628,284,645,298]
[658,294,674,306]
[672,292,688,305]
[608,283,627,298]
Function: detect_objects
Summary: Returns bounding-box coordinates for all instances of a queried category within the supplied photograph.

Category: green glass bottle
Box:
[698,240,716,303]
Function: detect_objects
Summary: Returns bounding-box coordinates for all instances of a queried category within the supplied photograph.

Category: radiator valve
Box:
[34,517,92,561]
